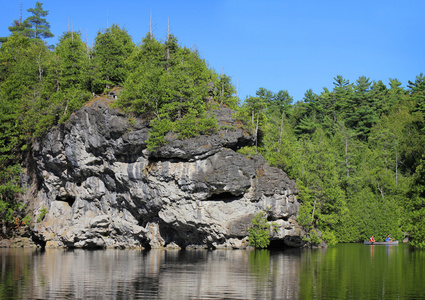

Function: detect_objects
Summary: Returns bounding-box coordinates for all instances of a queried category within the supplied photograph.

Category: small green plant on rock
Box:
[303,228,323,245]
[22,214,31,226]
[248,211,270,248]
[36,207,48,223]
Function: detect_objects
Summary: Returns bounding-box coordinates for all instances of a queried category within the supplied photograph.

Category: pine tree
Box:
[55,31,89,90]
[23,2,54,40]
[93,24,135,91]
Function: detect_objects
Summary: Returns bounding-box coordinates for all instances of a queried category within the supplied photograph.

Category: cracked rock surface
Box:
[30,99,305,249]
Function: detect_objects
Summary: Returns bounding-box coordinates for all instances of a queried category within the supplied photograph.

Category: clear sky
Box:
[1,0,425,102]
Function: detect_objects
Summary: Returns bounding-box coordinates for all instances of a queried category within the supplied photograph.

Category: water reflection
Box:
[299,244,425,300]
[0,248,301,299]
[1,244,424,299]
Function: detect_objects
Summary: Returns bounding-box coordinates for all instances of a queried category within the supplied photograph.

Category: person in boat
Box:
[385,234,392,242]
[369,236,375,242]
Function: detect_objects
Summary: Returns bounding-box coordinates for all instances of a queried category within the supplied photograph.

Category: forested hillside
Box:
[237,75,425,247]
[1,2,425,248]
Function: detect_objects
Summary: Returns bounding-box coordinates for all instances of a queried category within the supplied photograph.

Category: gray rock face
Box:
[30,100,305,249]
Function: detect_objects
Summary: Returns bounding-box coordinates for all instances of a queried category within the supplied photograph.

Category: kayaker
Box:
[369,236,375,242]
[385,234,392,242]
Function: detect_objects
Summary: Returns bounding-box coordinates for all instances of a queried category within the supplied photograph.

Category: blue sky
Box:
[1,0,425,102]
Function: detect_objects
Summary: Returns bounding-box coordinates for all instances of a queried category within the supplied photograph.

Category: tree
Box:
[293,90,320,136]
[345,76,378,140]
[117,32,218,151]
[55,31,89,90]
[243,96,266,151]
[93,24,135,91]
[0,163,23,236]
[23,2,54,40]
[0,33,47,155]
[405,156,425,248]
[408,73,425,117]
[8,20,31,37]
[247,212,270,248]
[295,128,347,240]
[330,75,352,124]
[216,73,237,108]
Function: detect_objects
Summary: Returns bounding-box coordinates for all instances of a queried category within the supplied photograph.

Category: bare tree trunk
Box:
[2,220,6,236]
[340,123,350,178]
[220,67,224,104]
[255,113,259,153]
[86,29,89,55]
[149,11,153,38]
[395,144,398,186]
[166,18,170,74]
[345,134,349,178]
[384,145,387,171]
[20,1,23,24]
[277,110,285,153]
[37,51,43,82]
[312,197,317,221]
[377,185,384,201]
[236,77,239,99]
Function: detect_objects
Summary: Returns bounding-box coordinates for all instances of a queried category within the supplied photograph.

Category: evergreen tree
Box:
[8,20,31,37]
[23,2,54,40]
[216,73,237,108]
[55,31,89,90]
[295,128,347,238]
[93,24,135,91]
[405,156,425,248]
[408,73,425,117]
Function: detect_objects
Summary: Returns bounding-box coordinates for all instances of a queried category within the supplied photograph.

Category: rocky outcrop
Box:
[30,98,305,249]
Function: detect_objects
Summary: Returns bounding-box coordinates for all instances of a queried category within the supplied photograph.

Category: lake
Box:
[0,243,424,299]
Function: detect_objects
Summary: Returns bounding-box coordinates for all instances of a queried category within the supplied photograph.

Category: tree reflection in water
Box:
[1,244,424,299]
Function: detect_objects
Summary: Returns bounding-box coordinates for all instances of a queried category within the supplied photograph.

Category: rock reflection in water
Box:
[0,248,300,299]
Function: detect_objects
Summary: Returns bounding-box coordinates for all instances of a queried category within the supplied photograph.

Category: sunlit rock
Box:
[30,99,306,249]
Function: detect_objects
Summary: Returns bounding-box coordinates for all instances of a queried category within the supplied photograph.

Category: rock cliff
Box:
[30,98,305,249]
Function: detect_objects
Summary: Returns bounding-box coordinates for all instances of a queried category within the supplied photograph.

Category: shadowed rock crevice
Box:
[206,192,243,202]
[55,195,76,207]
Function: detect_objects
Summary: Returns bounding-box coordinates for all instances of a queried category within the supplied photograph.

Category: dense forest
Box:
[1,2,425,248]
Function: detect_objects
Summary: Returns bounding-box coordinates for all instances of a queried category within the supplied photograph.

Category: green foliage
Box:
[255,74,425,247]
[2,9,425,249]
[24,2,54,40]
[215,74,238,108]
[55,31,89,90]
[404,155,425,248]
[36,207,48,223]
[22,214,31,226]
[303,228,322,245]
[93,24,135,91]
[321,230,338,246]
[237,146,258,158]
[146,118,173,152]
[247,212,270,248]
[0,163,23,235]
[174,110,217,139]
[9,2,54,40]
[116,33,226,151]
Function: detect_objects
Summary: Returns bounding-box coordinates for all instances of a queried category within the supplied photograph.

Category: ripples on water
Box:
[1,244,424,299]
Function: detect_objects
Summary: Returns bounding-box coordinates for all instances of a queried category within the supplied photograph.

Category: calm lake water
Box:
[1,243,424,299]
